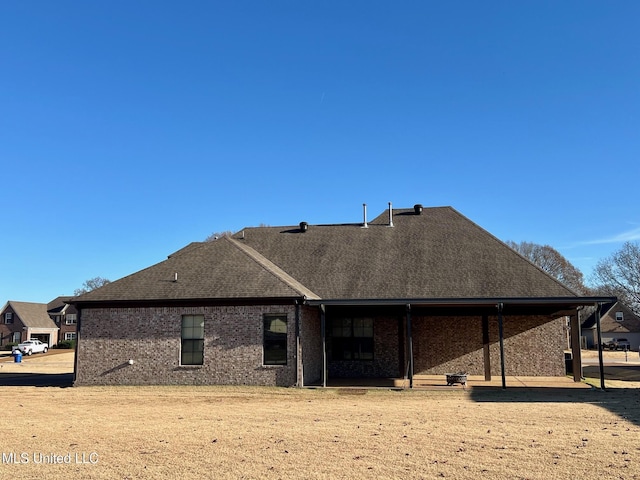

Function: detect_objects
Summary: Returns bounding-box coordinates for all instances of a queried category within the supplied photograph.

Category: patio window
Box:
[331,317,374,360]
[181,315,204,366]
[263,314,287,365]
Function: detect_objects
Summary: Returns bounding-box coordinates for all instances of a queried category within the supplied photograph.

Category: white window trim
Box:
[4,312,13,323]
[64,332,77,341]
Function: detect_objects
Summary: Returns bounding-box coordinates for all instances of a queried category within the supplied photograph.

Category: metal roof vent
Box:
[299,222,308,233]
[388,202,394,227]
[414,204,423,215]
[362,203,368,228]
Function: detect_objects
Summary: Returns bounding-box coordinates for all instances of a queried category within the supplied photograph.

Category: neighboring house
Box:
[47,296,78,342]
[71,205,614,387]
[581,301,640,351]
[0,301,59,347]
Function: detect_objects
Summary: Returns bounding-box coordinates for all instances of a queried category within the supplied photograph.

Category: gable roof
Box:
[581,301,640,333]
[3,301,58,329]
[74,205,581,305]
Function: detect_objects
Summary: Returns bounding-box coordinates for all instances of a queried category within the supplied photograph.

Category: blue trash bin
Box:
[13,350,22,363]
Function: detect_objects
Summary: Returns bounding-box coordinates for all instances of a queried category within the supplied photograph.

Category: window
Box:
[11,332,21,343]
[64,332,77,341]
[331,317,374,360]
[181,315,204,365]
[263,314,287,365]
[4,312,13,324]
[65,314,77,325]
[615,311,624,322]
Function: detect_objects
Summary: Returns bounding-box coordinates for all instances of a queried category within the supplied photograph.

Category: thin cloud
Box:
[579,226,640,245]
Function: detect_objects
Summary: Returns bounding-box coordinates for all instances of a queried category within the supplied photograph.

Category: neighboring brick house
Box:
[581,301,640,351]
[0,301,59,347]
[47,296,78,343]
[71,205,614,387]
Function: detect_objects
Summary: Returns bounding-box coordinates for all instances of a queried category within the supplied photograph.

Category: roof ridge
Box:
[222,236,320,300]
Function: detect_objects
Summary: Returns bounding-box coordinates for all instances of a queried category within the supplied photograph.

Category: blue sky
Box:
[1,1,639,303]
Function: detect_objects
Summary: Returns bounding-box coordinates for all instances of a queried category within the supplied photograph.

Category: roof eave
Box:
[305,296,617,308]
[71,296,309,309]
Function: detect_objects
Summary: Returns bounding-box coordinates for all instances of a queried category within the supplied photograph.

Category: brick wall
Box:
[413,315,565,376]
[58,304,78,342]
[75,304,298,386]
[0,306,22,346]
[76,306,567,386]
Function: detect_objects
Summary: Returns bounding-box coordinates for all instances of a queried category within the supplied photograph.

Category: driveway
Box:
[0,350,74,386]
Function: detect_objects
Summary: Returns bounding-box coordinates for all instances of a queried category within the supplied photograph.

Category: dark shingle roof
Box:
[75,237,319,302]
[235,206,576,299]
[75,206,577,303]
[47,296,73,313]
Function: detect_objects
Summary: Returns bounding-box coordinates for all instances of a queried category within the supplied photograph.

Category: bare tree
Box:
[505,241,588,294]
[74,277,111,296]
[591,241,640,314]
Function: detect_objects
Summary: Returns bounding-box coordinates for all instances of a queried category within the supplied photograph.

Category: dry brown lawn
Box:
[0,383,638,479]
[1,350,639,479]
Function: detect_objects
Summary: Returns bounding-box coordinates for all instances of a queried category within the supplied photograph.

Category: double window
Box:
[181,315,204,365]
[65,332,77,341]
[331,317,374,360]
[65,314,77,325]
[263,314,287,365]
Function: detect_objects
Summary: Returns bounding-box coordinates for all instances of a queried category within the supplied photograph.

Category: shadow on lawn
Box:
[0,373,73,387]
[470,386,640,428]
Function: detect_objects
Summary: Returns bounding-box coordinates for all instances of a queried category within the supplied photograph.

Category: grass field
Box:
[0,385,638,479]
[0,351,639,479]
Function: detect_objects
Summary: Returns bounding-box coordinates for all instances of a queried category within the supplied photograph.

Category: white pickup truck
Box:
[15,339,49,355]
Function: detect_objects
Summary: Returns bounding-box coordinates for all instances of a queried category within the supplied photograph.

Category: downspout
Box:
[595,302,606,391]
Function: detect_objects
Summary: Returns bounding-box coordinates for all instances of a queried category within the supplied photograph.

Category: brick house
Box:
[581,301,640,350]
[71,205,614,387]
[47,296,78,343]
[0,301,59,347]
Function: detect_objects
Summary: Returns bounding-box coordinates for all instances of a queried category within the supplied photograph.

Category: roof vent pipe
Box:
[362,203,368,228]
[414,204,423,215]
[388,202,394,227]
[299,222,308,233]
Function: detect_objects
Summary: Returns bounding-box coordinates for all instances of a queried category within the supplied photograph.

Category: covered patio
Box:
[307,296,616,390]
